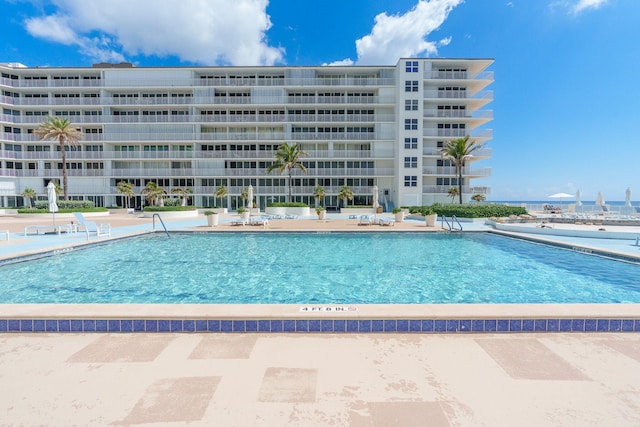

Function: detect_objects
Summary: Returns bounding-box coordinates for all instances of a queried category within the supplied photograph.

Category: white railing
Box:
[422,185,490,194]
[423,110,493,119]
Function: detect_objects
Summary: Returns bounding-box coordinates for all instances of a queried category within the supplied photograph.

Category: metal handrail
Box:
[152,213,170,237]
[440,215,463,232]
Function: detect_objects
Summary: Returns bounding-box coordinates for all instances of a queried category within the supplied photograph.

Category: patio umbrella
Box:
[625,187,632,207]
[548,192,574,199]
[372,186,379,211]
[596,192,605,206]
[247,185,254,210]
[575,189,582,206]
[47,181,58,226]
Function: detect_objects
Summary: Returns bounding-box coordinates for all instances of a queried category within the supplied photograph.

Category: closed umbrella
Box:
[372,186,379,211]
[596,192,604,206]
[575,189,582,206]
[625,187,632,207]
[47,181,58,226]
[247,184,254,211]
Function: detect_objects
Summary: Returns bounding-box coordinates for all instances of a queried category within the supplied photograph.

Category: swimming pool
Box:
[2,232,639,304]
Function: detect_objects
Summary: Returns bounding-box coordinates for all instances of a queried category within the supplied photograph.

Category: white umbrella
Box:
[548,192,574,199]
[575,189,582,206]
[372,186,379,210]
[625,187,632,207]
[47,181,58,226]
[596,192,604,206]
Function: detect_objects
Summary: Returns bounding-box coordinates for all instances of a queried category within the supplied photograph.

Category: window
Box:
[405,100,418,111]
[404,176,417,187]
[404,157,417,168]
[404,80,419,92]
[405,61,419,72]
[404,119,418,130]
[404,137,418,149]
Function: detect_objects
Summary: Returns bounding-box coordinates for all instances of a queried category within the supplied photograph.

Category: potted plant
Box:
[316,206,326,220]
[424,207,438,227]
[392,207,404,223]
[204,210,219,226]
[237,206,250,220]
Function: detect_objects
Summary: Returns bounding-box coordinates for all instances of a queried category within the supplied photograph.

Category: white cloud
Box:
[324,58,355,66]
[24,0,284,65]
[352,0,463,65]
[570,0,608,14]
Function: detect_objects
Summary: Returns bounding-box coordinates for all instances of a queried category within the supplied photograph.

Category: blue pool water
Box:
[1,232,639,304]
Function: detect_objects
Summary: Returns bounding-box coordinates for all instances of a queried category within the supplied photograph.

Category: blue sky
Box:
[2,0,639,201]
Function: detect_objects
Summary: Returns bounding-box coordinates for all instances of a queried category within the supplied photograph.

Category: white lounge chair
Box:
[358,214,374,225]
[73,212,111,239]
[250,216,269,227]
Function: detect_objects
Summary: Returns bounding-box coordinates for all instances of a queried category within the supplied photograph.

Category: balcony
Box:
[422,185,490,195]
[422,166,491,178]
[423,110,493,120]
[423,147,492,157]
[423,71,494,81]
[423,90,493,100]
[422,129,493,140]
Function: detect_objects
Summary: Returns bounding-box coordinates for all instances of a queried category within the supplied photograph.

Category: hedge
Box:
[404,203,527,218]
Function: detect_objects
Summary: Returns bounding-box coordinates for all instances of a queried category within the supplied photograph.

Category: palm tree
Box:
[35,116,81,200]
[240,187,249,207]
[266,142,308,202]
[337,185,353,208]
[447,187,459,203]
[214,184,228,208]
[141,182,167,207]
[471,193,486,204]
[313,185,326,208]
[171,187,193,206]
[21,187,37,208]
[116,181,134,209]
[439,135,485,204]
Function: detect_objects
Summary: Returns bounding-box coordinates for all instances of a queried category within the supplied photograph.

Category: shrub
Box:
[34,200,95,210]
[204,210,218,216]
[404,203,526,218]
[143,206,197,212]
[163,198,182,207]
[392,208,402,214]
[266,202,308,208]
[237,206,248,213]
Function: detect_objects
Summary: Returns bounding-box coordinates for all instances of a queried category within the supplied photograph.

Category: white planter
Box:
[317,210,327,220]
[394,212,404,222]
[240,211,250,220]
[425,214,438,227]
[265,207,311,217]
[207,214,219,226]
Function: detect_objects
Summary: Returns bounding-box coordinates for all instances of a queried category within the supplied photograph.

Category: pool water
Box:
[1,232,639,304]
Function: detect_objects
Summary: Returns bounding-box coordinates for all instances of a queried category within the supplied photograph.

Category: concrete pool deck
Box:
[1,212,640,425]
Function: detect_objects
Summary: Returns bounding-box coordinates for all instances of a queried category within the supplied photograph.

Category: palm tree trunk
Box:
[60,140,69,201]
[457,165,463,204]
[288,169,292,203]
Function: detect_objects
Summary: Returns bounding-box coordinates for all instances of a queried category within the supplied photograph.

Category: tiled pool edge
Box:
[2,317,640,333]
[2,304,640,333]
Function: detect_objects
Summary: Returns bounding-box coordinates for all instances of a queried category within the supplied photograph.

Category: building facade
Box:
[0,58,493,210]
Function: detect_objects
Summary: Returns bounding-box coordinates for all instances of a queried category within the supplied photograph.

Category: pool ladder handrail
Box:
[440,215,463,232]
[152,213,170,237]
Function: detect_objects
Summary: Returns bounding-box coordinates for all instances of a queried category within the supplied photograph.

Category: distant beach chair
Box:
[73,212,110,239]
[230,218,247,226]
[378,217,395,226]
[250,216,269,227]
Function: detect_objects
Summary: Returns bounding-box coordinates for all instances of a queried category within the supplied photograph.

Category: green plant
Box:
[116,181,134,209]
[35,116,81,201]
[315,206,326,215]
[21,187,37,208]
[313,185,326,207]
[337,185,353,208]
[237,206,248,214]
[266,202,308,208]
[392,207,402,214]
[439,135,485,204]
[266,142,308,202]
[141,182,168,207]
[171,187,193,206]
[214,184,228,207]
[142,206,196,212]
[204,210,218,216]
[471,193,486,204]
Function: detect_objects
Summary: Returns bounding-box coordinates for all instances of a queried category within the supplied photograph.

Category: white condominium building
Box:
[0,58,493,210]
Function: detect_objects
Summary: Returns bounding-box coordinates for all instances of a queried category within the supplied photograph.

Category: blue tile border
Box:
[1,318,639,333]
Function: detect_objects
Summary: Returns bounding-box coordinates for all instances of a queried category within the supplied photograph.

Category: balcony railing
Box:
[423,71,493,81]
[422,185,490,195]
[423,90,493,100]
[422,166,491,177]
[423,110,493,119]
[423,147,492,157]
[422,129,493,139]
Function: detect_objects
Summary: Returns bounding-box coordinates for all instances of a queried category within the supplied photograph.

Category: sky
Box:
[1,0,639,202]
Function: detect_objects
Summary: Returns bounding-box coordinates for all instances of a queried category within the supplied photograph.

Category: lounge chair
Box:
[378,217,395,226]
[358,214,374,225]
[73,212,111,239]
[250,216,269,227]
[230,218,247,226]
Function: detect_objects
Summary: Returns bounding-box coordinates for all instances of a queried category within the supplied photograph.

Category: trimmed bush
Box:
[266,202,309,208]
[34,200,95,210]
[142,206,197,212]
[403,203,526,218]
